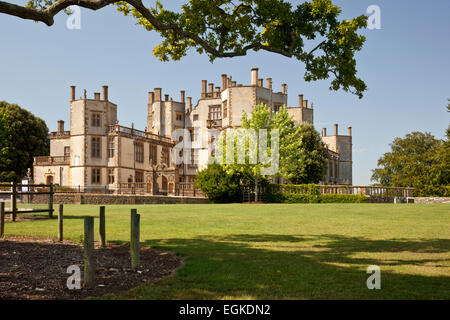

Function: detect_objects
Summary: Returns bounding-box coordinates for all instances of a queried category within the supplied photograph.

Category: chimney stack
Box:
[94,92,101,100]
[180,90,185,104]
[154,88,162,102]
[298,94,304,107]
[201,80,207,98]
[231,81,236,87]
[164,94,169,101]
[348,126,352,136]
[303,100,308,108]
[257,79,263,87]
[266,78,272,90]
[148,92,154,105]
[322,128,327,137]
[57,120,65,133]
[187,97,192,112]
[215,86,221,98]
[281,84,287,94]
[102,85,108,101]
[70,86,76,102]
[208,83,214,94]
[251,67,259,86]
[334,123,338,136]
[221,74,227,89]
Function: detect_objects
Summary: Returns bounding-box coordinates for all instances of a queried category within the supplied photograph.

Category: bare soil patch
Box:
[0,236,183,300]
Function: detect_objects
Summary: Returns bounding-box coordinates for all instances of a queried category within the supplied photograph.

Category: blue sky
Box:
[0,0,449,185]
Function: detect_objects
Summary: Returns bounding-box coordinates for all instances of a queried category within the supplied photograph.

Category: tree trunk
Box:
[255,175,258,202]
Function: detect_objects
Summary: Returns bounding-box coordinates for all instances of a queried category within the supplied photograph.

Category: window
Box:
[193,114,199,121]
[176,113,183,121]
[108,169,115,184]
[273,104,282,113]
[92,168,101,184]
[135,171,144,183]
[162,147,170,165]
[91,112,101,127]
[190,149,198,167]
[208,105,221,120]
[91,137,101,158]
[222,100,227,118]
[149,144,157,165]
[135,142,144,163]
[107,137,115,158]
[64,146,70,158]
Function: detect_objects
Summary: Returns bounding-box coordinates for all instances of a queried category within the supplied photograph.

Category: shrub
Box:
[195,164,242,203]
[413,185,450,197]
[265,192,369,203]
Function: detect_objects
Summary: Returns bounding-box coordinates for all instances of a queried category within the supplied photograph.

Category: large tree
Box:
[214,104,328,201]
[0,101,49,182]
[0,0,368,98]
[371,131,449,196]
[272,107,328,184]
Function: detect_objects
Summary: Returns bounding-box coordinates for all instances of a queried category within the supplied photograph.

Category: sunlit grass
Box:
[3,203,450,299]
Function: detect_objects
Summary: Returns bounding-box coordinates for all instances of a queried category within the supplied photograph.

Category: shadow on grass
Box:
[122,234,450,300]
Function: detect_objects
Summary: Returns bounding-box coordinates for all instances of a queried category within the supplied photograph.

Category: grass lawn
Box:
[4,203,450,299]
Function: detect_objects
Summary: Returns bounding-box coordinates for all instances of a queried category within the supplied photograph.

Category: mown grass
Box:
[4,203,450,299]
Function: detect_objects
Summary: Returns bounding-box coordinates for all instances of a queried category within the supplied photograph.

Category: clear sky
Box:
[0,0,449,185]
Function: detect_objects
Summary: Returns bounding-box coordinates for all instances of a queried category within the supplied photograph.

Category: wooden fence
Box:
[0,182,55,221]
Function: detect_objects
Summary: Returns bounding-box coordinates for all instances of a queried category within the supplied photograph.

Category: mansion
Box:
[33,68,352,194]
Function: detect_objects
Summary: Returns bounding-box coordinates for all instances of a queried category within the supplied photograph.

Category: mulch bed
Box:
[0,236,183,300]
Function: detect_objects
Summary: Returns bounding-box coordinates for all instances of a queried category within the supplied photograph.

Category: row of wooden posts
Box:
[82,207,141,288]
[0,203,141,289]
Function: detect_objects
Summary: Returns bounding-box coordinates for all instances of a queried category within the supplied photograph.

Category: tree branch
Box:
[0,0,116,26]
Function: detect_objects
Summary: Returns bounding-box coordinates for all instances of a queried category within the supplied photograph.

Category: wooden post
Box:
[83,217,95,288]
[58,204,63,241]
[99,206,106,248]
[130,209,140,269]
[49,183,54,218]
[11,182,17,222]
[1,202,5,238]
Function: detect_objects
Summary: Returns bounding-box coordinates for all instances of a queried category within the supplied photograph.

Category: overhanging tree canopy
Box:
[0,101,49,182]
[0,0,368,97]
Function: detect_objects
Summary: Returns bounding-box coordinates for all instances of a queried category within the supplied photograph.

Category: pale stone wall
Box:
[69,100,85,136]
[413,197,450,204]
[227,86,255,126]
[70,166,84,187]
[70,135,85,167]
[321,134,352,185]
[30,193,209,204]
[50,138,70,157]
[33,165,69,185]
[336,136,352,185]
[271,92,287,106]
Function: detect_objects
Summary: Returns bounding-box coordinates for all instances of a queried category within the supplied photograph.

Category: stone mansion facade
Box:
[33,68,352,194]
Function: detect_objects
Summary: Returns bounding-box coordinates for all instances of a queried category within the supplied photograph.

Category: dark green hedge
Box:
[265,192,369,203]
